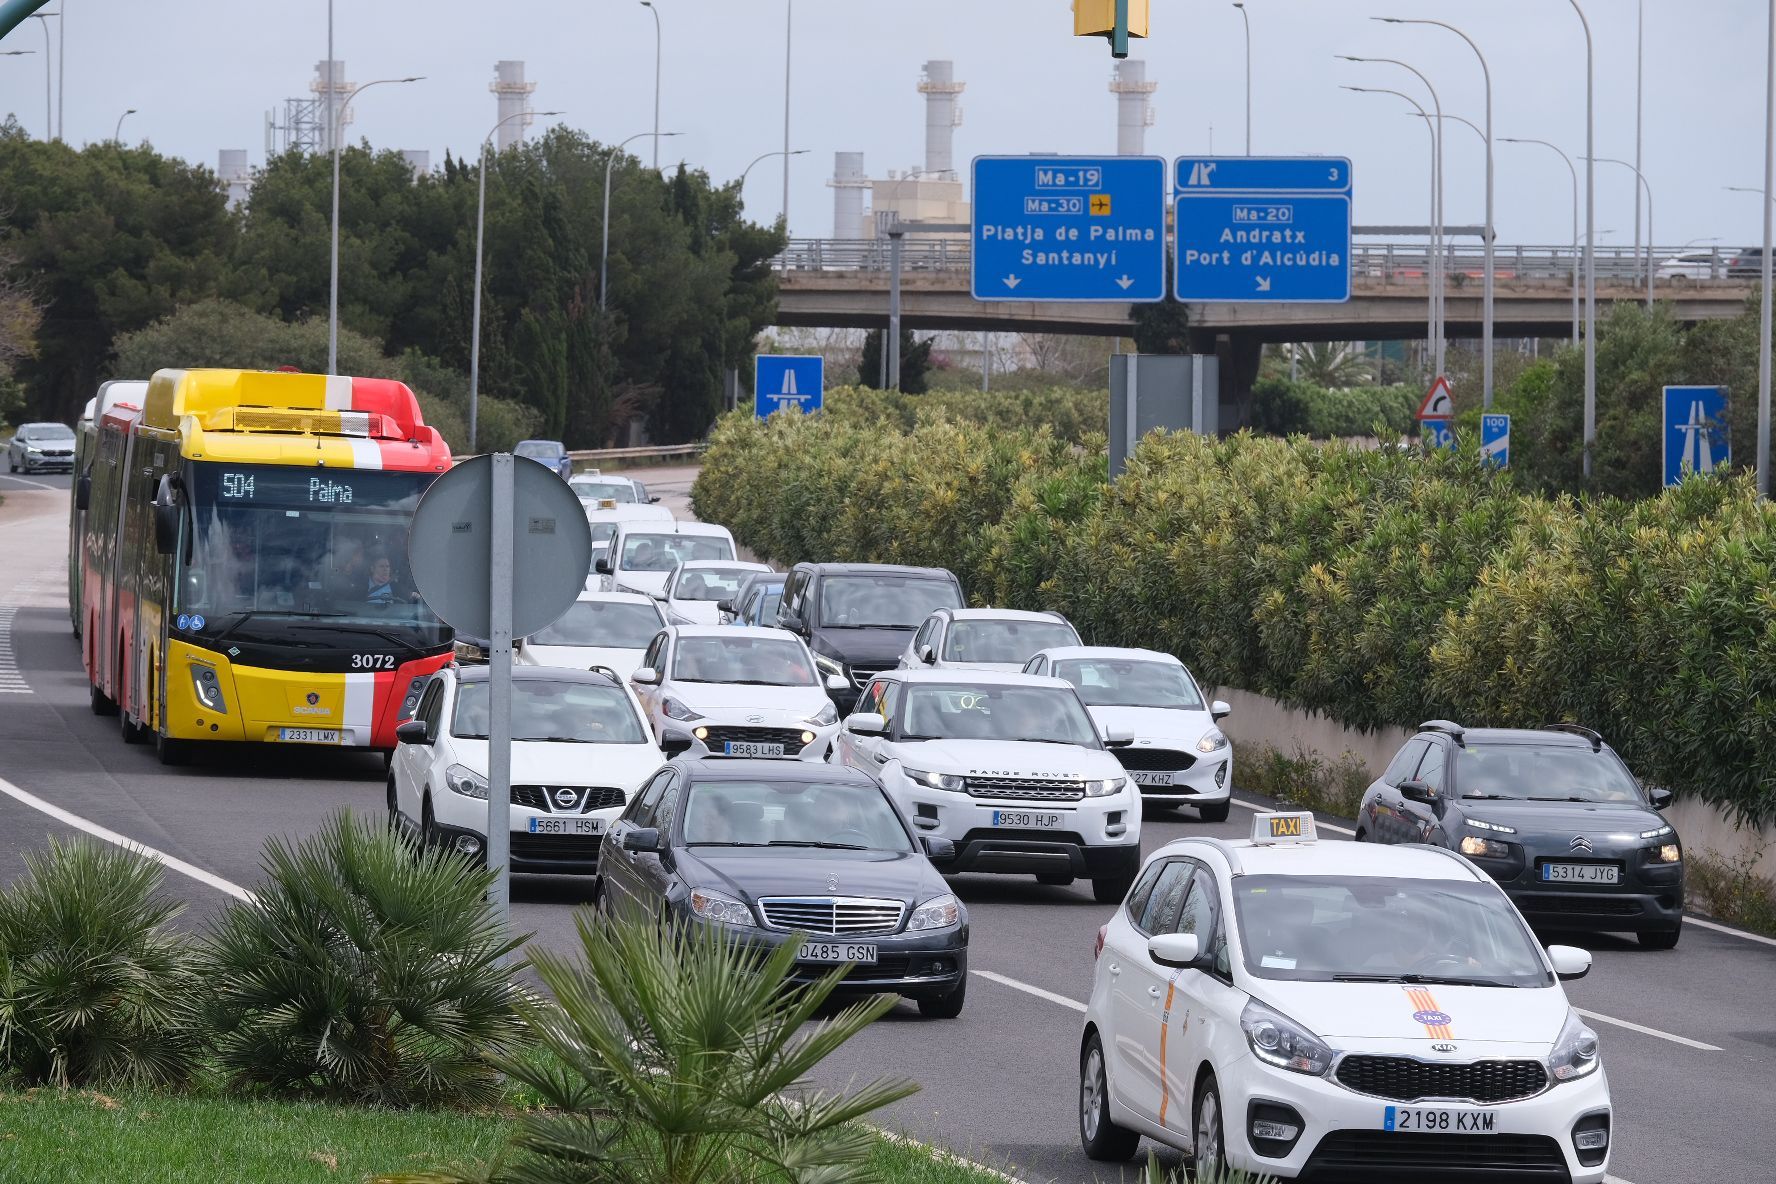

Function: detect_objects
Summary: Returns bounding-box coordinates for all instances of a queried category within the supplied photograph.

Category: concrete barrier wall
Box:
[1210,684,1776,879]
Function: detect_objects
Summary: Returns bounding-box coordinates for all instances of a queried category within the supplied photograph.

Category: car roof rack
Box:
[1417,719,1467,747]
[1542,721,1604,751]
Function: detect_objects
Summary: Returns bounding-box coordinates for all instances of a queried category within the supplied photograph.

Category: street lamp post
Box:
[1345,86,1438,374]
[782,0,793,233]
[30,12,54,142]
[1761,0,1775,498]
[1378,17,1494,408]
[113,107,135,143]
[1233,3,1252,155]
[1567,0,1597,480]
[1585,157,1653,309]
[1635,0,1645,286]
[640,1,661,170]
[602,131,682,311]
[1502,138,1580,346]
[327,75,423,375]
[739,147,807,201]
[469,108,563,452]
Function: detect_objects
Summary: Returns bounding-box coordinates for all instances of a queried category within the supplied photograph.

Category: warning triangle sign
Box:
[1417,375,1455,420]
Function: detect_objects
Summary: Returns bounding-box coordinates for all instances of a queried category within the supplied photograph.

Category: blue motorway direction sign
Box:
[971,156,1167,302]
[1481,414,1511,468]
[1663,385,1730,487]
[1173,156,1352,304]
[754,355,824,419]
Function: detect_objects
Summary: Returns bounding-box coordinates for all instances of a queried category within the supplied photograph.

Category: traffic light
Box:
[1074,0,1149,58]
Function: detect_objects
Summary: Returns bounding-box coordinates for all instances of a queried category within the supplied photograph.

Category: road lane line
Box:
[1687,915,1776,948]
[1574,1008,1721,1052]
[0,774,253,902]
[971,969,1087,1013]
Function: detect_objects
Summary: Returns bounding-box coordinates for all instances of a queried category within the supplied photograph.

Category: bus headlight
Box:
[189,664,227,714]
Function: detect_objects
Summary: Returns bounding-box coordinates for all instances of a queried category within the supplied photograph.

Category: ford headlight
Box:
[1548,1010,1600,1082]
[662,697,703,722]
[813,652,847,679]
[688,887,754,927]
[1240,999,1333,1076]
[1196,726,1229,754]
[445,763,489,800]
[908,893,960,931]
[1083,776,1126,797]
[807,700,838,727]
[905,768,965,791]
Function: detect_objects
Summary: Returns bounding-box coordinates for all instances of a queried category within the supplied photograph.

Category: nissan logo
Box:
[1570,835,1593,854]
[554,788,579,809]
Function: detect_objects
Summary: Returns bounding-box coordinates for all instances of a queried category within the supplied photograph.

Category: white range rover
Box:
[833,669,1141,902]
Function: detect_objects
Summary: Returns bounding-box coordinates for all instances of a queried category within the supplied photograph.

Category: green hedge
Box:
[1248,378,1419,438]
[693,413,1776,827]
[816,384,1108,445]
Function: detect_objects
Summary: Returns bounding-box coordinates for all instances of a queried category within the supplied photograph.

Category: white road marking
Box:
[970,969,1087,1013]
[1687,915,1776,948]
[867,1126,1031,1184]
[0,774,253,902]
[0,575,60,695]
[1575,1008,1721,1052]
[0,472,66,490]
[1231,794,1357,835]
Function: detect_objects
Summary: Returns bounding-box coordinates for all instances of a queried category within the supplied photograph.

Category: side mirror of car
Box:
[75,474,91,511]
[917,644,936,665]
[394,720,431,746]
[824,672,850,692]
[1147,932,1201,969]
[1648,786,1674,810]
[1546,944,1592,981]
[1103,726,1135,748]
[717,598,736,615]
[921,835,957,862]
[631,666,661,686]
[1398,779,1439,806]
[844,712,888,737]
[623,827,662,854]
[648,495,661,503]
[1211,700,1232,721]
[780,613,807,634]
[594,556,612,575]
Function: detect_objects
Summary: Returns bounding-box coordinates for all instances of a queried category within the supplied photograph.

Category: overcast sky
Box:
[0,0,1767,252]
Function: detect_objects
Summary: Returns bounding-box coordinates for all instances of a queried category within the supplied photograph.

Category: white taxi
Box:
[1080,813,1611,1181]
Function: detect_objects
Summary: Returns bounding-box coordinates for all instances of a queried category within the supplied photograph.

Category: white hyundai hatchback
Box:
[1024,646,1233,822]
[1079,813,1611,1182]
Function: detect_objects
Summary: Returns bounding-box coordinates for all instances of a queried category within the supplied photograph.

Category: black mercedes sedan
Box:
[595,757,970,1016]
[1357,721,1685,948]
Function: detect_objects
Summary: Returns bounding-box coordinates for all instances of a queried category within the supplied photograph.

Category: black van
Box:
[777,563,965,715]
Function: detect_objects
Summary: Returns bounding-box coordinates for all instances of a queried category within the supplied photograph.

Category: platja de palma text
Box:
[981,222,1156,268]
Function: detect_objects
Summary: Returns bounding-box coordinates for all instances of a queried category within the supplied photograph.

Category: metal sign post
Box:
[485,454,514,922]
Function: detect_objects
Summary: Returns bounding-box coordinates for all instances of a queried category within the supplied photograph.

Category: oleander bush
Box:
[818,384,1109,444]
[1248,378,1419,439]
[693,411,1776,828]
[0,838,202,1089]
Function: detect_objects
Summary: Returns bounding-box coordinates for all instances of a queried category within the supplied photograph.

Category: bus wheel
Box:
[156,731,191,767]
[90,682,119,717]
[120,709,148,745]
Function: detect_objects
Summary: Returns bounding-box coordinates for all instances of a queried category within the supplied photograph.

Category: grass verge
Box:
[1684,845,1776,939]
[1236,742,1370,822]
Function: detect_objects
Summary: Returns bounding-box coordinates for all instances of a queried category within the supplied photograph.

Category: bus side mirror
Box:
[75,474,91,511]
[152,476,180,555]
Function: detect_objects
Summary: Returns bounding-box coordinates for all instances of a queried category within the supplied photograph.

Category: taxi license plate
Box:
[277,728,341,745]
[991,810,1064,829]
[1540,862,1619,884]
[1130,770,1176,787]
[527,818,605,835]
[797,941,878,964]
[1384,1106,1497,1134]
[724,741,784,757]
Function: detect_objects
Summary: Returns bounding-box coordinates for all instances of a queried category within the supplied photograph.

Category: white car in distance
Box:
[899,607,1082,672]
[631,625,846,760]
[1024,646,1233,822]
[662,560,775,626]
[599,521,739,599]
[390,664,666,874]
[584,504,675,590]
[515,591,665,679]
[1080,812,1610,1182]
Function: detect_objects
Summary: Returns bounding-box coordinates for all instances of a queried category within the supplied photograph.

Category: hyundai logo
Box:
[746,714,766,725]
[554,788,580,809]
[1570,835,1594,854]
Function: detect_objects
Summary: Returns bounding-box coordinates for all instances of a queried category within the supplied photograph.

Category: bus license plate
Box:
[797,941,878,964]
[528,818,604,835]
[723,741,784,757]
[1540,862,1619,884]
[991,810,1064,829]
[278,728,341,745]
[1384,1106,1496,1134]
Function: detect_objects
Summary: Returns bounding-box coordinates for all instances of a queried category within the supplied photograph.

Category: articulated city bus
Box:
[76,368,455,764]
[70,380,148,638]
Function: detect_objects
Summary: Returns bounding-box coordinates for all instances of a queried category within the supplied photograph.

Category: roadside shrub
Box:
[1684,846,1776,938]
[202,811,525,1107]
[819,384,1108,444]
[1235,745,1370,822]
[0,837,201,1088]
[1249,378,1417,438]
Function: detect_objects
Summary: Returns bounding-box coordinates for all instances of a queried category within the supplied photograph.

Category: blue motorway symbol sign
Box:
[1423,420,1456,451]
[1173,156,1352,304]
[754,355,824,419]
[1481,414,1510,469]
[971,156,1167,302]
[1663,385,1730,487]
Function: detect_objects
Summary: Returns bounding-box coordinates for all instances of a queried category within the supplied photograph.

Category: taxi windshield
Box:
[1455,743,1643,803]
[682,779,913,851]
[898,684,1099,747]
[453,679,647,744]
[1232,875,1553,987]
[672,566,758,602]
[619,532,734,571]
[573,480,637,504]
[943,619,1078,664]
[1053,658,1205,709]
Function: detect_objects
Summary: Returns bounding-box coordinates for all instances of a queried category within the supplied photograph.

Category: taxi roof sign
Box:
[1251,811,1318,845]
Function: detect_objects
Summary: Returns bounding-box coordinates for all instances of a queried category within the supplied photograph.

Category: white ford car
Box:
[899,607,1081,672]
[630,625,847,761]
[515,591,665,680]
[1024,646,1233,822]
[1080,812,1611,1182]
[662,560,775,626]
[832,669,1141,902]
[390,664,666,875]
[598,521,739,599]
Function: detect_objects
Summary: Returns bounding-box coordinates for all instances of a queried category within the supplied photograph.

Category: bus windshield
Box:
[176,463,449,648]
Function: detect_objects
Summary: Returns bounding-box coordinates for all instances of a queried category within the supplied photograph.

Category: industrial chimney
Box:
[917,60,964,179]
[829,152,869,241]
[490,61,537,152]
[310,60,353,153]
[1110,59,1156,156]
[218,149,252,210]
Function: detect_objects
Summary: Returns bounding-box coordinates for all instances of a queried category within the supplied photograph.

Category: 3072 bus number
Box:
[351,654,396,670]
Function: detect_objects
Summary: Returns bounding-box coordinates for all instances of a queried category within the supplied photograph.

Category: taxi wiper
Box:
[1332,972,1517,987]
[767,840,871,850]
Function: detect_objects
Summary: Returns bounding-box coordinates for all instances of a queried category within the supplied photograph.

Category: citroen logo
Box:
[554,787,581,810]
[1570,835,1593,854]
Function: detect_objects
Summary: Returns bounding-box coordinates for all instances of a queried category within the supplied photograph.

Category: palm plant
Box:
[201,810,526,1106]
[1293,342,1376,389]
[393,908,919,1184]
[0,836,201,1088]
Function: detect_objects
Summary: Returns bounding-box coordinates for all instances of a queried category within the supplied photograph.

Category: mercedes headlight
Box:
[445,763,489,800]
[905,768,965,792]
[688,887,754,927]
[813,652,847,679]
[1548,1010,1600,1082]
[662,697,703,723]
[1083,776,1126,797]
[908,894,961,931]
[1240,999,1334,1076]
[1196,726,1229,754]
[807,700,838,727]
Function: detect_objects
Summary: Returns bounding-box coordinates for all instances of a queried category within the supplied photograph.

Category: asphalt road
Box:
[3,465,1772,1184]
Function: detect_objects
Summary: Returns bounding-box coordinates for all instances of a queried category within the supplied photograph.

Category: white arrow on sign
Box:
[1255,275,1272,292]
[1002,274,1021,290]
[1115,275,1135,290]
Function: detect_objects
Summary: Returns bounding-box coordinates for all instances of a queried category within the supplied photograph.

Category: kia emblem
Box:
[1432,1042,1458,1054]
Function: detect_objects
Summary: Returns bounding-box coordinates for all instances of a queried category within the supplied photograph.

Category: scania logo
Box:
[1570,835,1594,854]
[305,692,320,706]
[1431,1042,1458,1054]
[553,788,580,809]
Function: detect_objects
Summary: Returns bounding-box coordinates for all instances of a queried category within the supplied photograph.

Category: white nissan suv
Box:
[833,669,1141,902]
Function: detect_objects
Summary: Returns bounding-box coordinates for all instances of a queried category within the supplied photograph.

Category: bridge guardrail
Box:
[451,443,709,465]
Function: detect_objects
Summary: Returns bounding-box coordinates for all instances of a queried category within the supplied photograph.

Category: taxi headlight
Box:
[662,697,703,723]
[1240,999,1333,1077]
[807,701,838,727]
[445,763,489,800]
[1083,776,1126,798]
[1459,834,1510,859]
[1196,726,1229,755]
[1548,1010,1601,1082]
[905,768,965,792]
[688,887,754,927]
[1654,842,1682,863]
[907,894,960,931]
